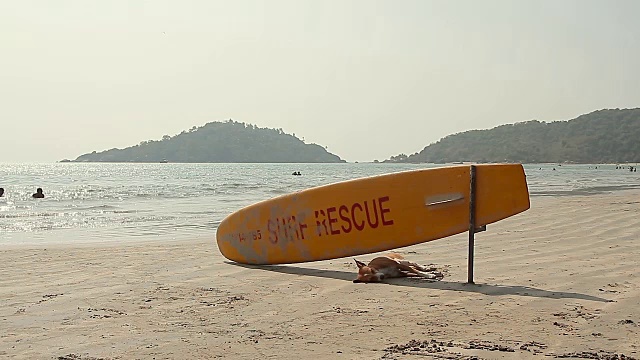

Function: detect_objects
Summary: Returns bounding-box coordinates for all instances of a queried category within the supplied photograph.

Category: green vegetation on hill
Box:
[387,108,640,164]
[72,120,345,163]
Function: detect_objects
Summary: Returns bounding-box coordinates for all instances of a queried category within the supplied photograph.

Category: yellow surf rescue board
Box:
[216,164,529,264]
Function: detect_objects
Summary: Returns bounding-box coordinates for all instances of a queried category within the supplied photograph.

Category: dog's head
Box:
[353,259,384,283]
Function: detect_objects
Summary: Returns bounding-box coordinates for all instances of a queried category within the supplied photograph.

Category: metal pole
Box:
[468,165,477,284]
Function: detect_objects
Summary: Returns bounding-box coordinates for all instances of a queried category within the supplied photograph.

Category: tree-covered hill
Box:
[72,120,345,163]
[387,108,640,164]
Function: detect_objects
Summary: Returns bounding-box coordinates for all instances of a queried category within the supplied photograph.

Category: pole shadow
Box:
[226,262,612,303]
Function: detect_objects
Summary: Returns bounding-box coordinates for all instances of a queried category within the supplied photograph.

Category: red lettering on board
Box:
[267,219,278,244]
[264,215,308,243]
[250,196,394,246]
[289,216,298,240]
[379,196,394,226]
[280,217,288,240]
[315,209,328,236]
[364,200,379,228]
[339,205,352,233]
[351,203,365,231]
[326,207,340,235]
[298,221,307,240]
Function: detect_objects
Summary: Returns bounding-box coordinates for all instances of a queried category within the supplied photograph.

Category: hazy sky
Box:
[2,0,639,163]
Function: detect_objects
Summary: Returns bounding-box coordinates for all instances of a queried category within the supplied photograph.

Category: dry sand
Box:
[1,191,639,360]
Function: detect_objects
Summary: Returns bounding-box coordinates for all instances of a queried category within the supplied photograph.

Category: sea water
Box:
[1,162,638,245]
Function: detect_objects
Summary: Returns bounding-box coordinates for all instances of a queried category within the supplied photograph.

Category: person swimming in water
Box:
[32,188,44,198]
[0,188,4,197]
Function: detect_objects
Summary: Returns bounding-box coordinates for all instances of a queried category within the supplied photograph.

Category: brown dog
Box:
[353,253,443,283]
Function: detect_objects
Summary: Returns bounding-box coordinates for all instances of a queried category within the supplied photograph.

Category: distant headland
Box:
[62,109,640,164]
[66,120,345,163]
[384,108,640,164]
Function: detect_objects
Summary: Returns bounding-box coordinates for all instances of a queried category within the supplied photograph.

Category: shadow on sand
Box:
[227,262,612,303]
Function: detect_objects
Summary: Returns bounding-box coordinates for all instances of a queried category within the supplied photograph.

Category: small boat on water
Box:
[160,159,169,163]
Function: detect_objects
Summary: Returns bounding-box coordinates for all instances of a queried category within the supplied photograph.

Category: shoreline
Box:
[3,162,639,250]
[1,190,639,359]
[2,188,640,250]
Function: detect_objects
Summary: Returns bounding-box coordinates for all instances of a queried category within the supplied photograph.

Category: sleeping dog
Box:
[353,253,443,283]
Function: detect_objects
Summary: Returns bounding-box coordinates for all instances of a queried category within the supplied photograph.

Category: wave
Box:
[0,212,64,219]
[69,204,118,211]
[530,183,640,196]
[269,189,289,194]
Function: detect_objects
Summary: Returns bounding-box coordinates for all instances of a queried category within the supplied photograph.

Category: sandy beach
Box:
[1,191,639,360]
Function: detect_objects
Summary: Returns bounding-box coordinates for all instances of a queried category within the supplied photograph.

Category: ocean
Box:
[1,162,638,246]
